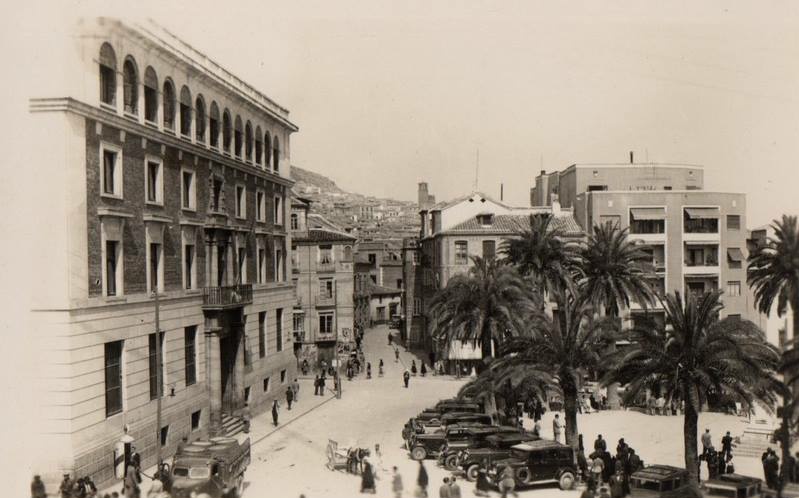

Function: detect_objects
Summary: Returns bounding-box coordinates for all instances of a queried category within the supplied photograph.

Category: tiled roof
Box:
[293,229,356,243]
[444,213,583,236]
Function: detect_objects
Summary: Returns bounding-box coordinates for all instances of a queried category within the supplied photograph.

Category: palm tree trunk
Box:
[605,307,621,410]
[779,404,790,498]
[684,395,700,484]
[563,380,579,449]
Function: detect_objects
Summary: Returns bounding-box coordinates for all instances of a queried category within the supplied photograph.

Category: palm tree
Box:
[494,290,616,448]
[501,213,583,296]
[580,221,657,408]
[749,215,799,496]
[605,290,780,486]
[428,256,539,365]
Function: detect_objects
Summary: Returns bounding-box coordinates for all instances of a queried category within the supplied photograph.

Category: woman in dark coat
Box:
[411,360,418,376]
[361,458,376,493]
[271,399,280,426]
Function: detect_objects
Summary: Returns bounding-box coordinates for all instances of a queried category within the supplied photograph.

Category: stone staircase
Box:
[221,413,246,437]
[734,419,778,458]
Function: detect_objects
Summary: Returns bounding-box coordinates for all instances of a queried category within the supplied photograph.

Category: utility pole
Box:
[154,289,162,467]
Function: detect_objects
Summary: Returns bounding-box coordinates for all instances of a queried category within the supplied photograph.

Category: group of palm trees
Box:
[428,213,799,489]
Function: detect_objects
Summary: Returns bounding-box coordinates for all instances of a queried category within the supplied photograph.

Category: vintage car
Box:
[702,474,762,497]
[170,438,250,498]
[486,440,577,491]
[407,422,499,460]
[438,426,531,470]
[421,411,493,431]
[629,465,691,497]
[458,432,541,481]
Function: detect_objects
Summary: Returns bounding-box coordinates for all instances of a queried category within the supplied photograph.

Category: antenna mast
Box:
[474,148,479,190]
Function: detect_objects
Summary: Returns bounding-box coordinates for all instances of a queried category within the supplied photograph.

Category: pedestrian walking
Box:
[439,477,451,498]
[420,363,427,377]
[361,457,376,493]
[31,475,47,498]
[532,418,541,437]
[553,414,564,443]
[314,375,320,396]
[403,370,410,388]
[320,374,327,395]
[417,460,429,498]
[411,360,417,376]
[367,362,372,379]
[388,331,393,345]
[395,347,400,363]
[721,431,734,461]
[392,466,404,498]
[448,477,461,498]
[272,399,280,426]
[474,469,491,497]
[286,386,294,410]
[379,359,384,377]
[701,428,713,457]
[594,434,607,452]
[590,453,605,486]
[124,465,140,498]
[293,378,300,402]
[302,359,309,375]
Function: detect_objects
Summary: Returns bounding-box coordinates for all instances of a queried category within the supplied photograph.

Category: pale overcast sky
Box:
[8,0,799,226]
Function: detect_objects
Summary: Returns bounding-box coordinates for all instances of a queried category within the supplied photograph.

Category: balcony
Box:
[317,291,337,306]
[317,261,336,273]
[683,244,720,275]
[202,284,253,309]
[683,208,720,242]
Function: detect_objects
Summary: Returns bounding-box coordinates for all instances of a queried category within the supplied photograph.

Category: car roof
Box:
[706,474,763,486]
[511,440,568,451]
[632,465,689,481]
[441,412,489,419]
[487,433,538,443]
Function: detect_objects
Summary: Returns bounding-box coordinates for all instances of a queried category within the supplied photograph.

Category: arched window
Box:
[222,110,232,152]
[273,136,280,172]
[245,121,253,162]
[195,95,206,142]
[264,131,272,169]
[209,102,220,148]
[234,116,243,158]
[179,86,192,137]
[144,67,158,122]
[254,126,263,165]
[122,57,138,115]
[99,43,117,106]
[163,80,176,130]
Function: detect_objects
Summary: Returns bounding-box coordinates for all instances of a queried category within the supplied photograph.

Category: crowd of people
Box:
[577,435,644,498]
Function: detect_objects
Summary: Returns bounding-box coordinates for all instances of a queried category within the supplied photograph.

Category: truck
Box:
[170,437,251,498]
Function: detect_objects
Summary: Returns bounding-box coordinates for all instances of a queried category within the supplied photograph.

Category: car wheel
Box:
[444,454,459,471]
[559,471,575,490]
[516,467,531,485]
[411,446,427,461]
[466,464,480,482]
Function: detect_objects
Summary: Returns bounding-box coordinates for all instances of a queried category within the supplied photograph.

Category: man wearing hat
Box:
[58,473,73,498]
[31,475,47,498]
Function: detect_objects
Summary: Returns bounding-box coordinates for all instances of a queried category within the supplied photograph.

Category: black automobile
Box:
[438,426,533,470]
[458,432,541,481]
[408,423,498,460]
[702,474,762,498]
[423,412,494,431]
[487,440,577,491]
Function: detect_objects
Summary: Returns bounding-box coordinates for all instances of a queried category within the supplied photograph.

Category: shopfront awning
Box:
[727,248,744,262]
[684,207,720,219]
[630,207,666,221]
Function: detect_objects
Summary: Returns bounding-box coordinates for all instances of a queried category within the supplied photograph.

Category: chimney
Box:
[540,169,546,176]
[629,151,634,164]
[500,183,504,201]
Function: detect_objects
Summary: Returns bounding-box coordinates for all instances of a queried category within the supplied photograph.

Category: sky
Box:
[5,0,799,227]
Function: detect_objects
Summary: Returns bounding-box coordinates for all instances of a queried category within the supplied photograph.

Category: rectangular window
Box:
[293,313,304,339]
[149,332,165,400]
[236,185,246,218]
[191,410,201,431]
[104,340,123,417]
[181,170,196,210]
[397,279,403,289]
[280,369,287,383]
[256,191,265,222]
[276,308,283,352]
[290,213,299,230]
[319,312,334,334]
[184,244,195,290]
[237,247,247,284]
[259,311,266,358]
[274,196,283,225]
[105,240,119,297]
[160,425,169,447]
[146,159,163,204]
[726,281,742,297]
[275,247,284,282]
[101,146,122,197]
[413,251,420,264]
[258,247,266,284]
[319,245,333,265]
[455,241,468,264]
[727,215,741,230]
[319,279,334,299]
[263,377,270,392]
[212,178,223,212]
[482,240,496,260]
[414,298,422,316]
[184,326,197,386]
[149,243,162,292]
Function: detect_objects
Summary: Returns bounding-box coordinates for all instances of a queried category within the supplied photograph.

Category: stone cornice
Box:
[29,97,296,189]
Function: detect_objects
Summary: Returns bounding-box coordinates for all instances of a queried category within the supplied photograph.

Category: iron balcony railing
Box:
[202,284,253,307]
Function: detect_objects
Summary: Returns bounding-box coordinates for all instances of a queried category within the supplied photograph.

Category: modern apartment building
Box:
[28,19,298,486]
[290,197,356,368]
[407,188,582,368]
[533,162,753,324]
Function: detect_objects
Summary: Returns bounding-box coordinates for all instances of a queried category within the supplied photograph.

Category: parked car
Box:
[702,474,762,497]
[438,426,533,470]
[408,422,497,460]
[629,465,690,497]
[423,412,494,431]
[458,432,541,481]
[170,438,251,498]
[486,440,577,491]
